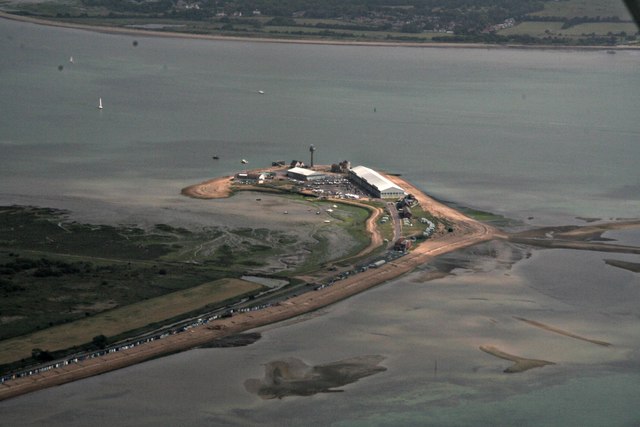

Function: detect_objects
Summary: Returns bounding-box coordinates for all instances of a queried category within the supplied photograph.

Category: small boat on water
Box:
[241,159,248,164]
[258,90,265,94]
[98,97,103,109]
[69,56,74,63]
[212,155,219,160]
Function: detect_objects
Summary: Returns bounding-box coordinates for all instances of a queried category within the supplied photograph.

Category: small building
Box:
[235,172,265,183]
[329,161,351,174]
[287,167,326,181]
[394,237,412,252]
[339,160,351,172]
[399,206,412,219]
[247,172,266,182]
[397,195,417,209]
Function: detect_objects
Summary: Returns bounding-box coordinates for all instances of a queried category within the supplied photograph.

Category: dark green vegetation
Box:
[0,199,373,374]
[244,355,387,399]
[202,332,262,348]
[3,0,636,46]
[0,205,302,341]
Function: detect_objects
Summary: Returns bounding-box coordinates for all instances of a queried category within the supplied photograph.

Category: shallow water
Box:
[603,228,640,246]
[2,238,640,426]
[1,17,639,426]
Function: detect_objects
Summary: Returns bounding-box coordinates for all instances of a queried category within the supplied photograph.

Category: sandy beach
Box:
[181,176,234,199]
[0,173,497,401]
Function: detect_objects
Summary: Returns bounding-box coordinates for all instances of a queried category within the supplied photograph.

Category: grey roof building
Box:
[287,167,326,181]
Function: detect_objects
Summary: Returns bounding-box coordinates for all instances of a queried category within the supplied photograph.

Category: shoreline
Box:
[2,11,639,51]
[0,173,497,401]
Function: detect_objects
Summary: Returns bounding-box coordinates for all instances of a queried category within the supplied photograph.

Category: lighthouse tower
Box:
[309,144,316,168]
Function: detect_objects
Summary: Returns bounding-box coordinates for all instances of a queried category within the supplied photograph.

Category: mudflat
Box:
[0,173,496,401]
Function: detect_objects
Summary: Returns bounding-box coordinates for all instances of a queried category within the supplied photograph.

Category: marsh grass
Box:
[0,278,263,366]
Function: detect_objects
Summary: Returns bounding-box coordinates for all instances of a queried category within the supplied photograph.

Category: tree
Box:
[92,334,108,349]
[32,348,54,362]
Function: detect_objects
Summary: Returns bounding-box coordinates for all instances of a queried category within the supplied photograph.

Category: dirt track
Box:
[0,174,496,401]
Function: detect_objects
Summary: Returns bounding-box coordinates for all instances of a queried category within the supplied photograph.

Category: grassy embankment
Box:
[0,278,262,366]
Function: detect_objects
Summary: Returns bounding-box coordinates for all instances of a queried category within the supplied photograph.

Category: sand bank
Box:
[514,317,611,347]
[508,220,640,254]
[480,345,555,373]
[604,259,640,273]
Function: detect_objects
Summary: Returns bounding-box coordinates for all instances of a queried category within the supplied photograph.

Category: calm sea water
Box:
[1,18,639,224]
[1,18,639,426]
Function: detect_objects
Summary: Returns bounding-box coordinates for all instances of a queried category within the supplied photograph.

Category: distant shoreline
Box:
[2,11,639,51]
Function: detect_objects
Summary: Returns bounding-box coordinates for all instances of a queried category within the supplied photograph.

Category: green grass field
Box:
[0,278,263,364]
[0,197,375,371]
[560,22,638,35]
[0,205,326,341]
[500,21,637,38]
[284,199,373,274]
[531,0,633,19]
[499,21,566,37]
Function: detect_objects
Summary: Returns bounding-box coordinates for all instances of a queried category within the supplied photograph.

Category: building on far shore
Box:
[348,165,406,199]
[287,167,326,181]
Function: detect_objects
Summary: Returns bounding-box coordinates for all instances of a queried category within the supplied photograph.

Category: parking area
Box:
[294,176,370,199]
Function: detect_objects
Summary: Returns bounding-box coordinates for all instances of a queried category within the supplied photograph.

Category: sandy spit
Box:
[513,317,611,347]
[181,176,233,199]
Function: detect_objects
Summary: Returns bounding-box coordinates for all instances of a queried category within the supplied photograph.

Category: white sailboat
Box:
[69,56,74,63]
[98,97,103,109]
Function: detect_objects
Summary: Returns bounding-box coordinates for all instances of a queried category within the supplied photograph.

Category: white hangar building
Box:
[349,165,406,199]
[287,167,326,181]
